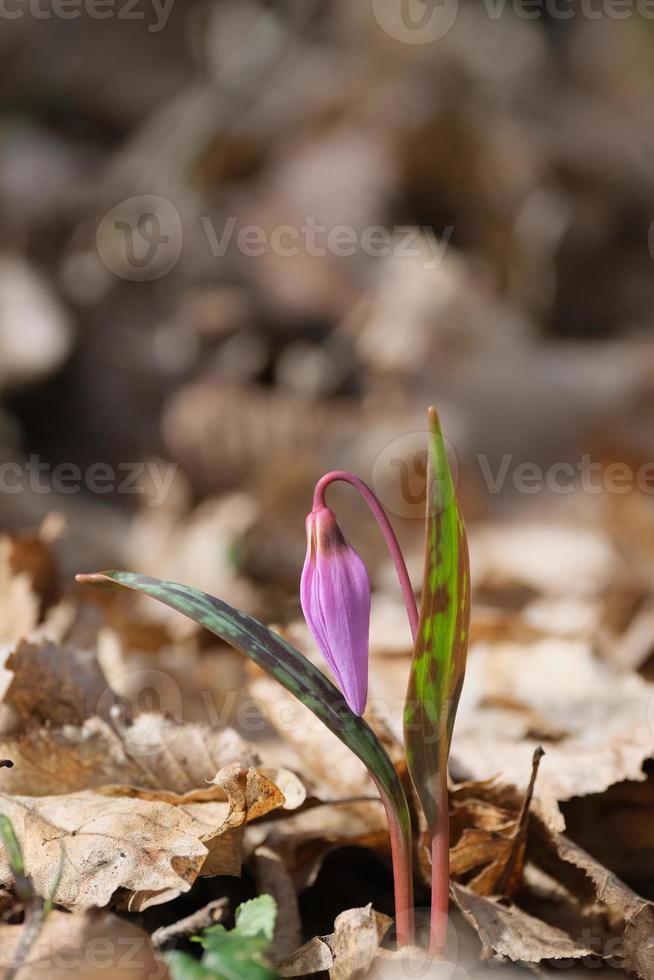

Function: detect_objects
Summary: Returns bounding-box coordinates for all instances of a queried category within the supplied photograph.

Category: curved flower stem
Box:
[313,471,419,642]
[314,470,417,947]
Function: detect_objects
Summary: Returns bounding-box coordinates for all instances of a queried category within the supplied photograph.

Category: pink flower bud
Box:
[300,506,371,715]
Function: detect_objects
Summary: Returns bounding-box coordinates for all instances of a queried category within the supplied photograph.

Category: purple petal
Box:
[300,507,371,715]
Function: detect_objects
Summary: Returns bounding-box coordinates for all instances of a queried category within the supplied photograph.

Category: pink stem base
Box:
[429,773,450,956]
[375,781,415,948]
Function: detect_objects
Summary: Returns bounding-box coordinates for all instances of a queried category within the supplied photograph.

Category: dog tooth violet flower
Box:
[300,505,371,715]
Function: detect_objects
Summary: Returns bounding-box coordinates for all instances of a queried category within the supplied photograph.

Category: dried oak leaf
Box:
[452,883,594,964]
[0,712,302,803]
[0,910,169,979]
[531,830,654,979]
[0,760,302,912]
[278,904,392,979]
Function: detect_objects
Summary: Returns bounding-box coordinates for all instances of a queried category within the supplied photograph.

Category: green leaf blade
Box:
[77,571,410,833]
[403,408,471,831]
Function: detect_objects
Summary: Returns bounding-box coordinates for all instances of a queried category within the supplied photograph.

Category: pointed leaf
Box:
[76,572,410,834]
[403,408,471,832]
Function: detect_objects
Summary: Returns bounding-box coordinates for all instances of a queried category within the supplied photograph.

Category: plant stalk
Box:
[429,767,450,956]
[374,779,415,948]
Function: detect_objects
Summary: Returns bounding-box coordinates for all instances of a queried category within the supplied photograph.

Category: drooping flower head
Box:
[300,505,371,715]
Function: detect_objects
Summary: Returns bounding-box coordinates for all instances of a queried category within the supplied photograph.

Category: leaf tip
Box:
[427,405,441,434]
[75,572,115,587]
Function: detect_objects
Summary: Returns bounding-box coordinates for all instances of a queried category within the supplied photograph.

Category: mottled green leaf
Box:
[76,571,410,836]
[403,408,471,832]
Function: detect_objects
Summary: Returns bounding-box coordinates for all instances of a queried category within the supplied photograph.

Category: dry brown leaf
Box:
[279,904,392,979]
[0,712,303,804]
[452,883,594,963]
[543,834,654,979]
[0,529,66,650]
[0,715,256,795]
[0,540,41,649]
[449,748,544,896]
[0,761,302,911]
[0,909,168,979]
[0,640,109,735]
[452,637,654,809]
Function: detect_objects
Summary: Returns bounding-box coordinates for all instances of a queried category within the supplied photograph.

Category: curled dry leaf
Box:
[531,830,654,979]
[278,904,392,979]
[0,910,169,979]
[452,883,594,964]
[449,748,544,897]
[0,704,304,811]
[0,760,304,912]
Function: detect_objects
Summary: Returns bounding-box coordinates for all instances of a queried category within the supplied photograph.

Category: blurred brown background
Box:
[2,0,654,617]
